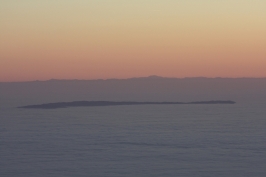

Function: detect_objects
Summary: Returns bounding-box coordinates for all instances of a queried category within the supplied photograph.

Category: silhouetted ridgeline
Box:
[18,101,236,109]
[1,76,266,108]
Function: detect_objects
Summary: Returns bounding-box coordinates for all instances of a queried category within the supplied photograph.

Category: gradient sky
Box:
[1,0,266,81]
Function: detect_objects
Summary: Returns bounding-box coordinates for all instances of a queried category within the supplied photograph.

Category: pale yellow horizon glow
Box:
[1,0,266,81]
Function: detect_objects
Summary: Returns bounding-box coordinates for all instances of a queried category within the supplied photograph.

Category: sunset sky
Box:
[1,0,266,81]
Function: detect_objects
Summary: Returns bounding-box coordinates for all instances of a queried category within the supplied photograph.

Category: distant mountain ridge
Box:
[18,100,236,109]
[1,76,265,107]
[1,75,266,83]
[47,76,265,81]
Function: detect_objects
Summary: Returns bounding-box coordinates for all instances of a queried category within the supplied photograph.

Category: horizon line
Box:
[1,75,266,83]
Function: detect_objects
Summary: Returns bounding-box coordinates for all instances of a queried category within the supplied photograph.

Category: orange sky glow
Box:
[1,1,266,81]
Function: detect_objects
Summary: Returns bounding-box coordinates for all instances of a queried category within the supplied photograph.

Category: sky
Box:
[1,0,266,81]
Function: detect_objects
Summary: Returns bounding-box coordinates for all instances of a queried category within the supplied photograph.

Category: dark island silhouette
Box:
[18,100,235,109]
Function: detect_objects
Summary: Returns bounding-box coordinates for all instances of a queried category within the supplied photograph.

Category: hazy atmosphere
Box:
[1,0,266,81]
[1,1,266,177]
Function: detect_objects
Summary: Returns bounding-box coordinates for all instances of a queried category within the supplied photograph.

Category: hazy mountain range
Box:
[1,76,266,107]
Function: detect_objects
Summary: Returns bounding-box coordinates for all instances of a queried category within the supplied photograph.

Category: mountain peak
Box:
[147,75,163,79]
